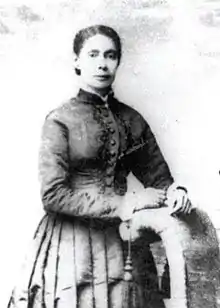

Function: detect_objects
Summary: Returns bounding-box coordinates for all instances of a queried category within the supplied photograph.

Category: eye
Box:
[88,50,99,58]
[107,51,117,60]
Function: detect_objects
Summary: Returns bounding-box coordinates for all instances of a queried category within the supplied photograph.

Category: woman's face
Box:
[75,34,119,93]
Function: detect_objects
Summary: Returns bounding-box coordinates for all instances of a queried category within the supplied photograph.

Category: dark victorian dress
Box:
[8,89,173,308]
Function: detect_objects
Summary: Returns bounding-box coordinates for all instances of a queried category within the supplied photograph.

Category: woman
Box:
[8,24,191,308]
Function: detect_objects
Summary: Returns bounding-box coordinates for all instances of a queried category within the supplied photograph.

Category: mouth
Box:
[94,75,111,81]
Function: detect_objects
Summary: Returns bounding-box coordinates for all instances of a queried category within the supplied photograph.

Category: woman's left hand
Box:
[166,185,192,215]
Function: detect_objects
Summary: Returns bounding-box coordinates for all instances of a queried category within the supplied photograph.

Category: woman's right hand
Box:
[119,187,167,221]
[134,187,167,212]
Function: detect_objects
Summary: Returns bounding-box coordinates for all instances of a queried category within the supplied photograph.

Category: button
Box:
[110,139,116,146]
[105,178,113,186]
[106,169,113,176]
[105,174,113,181]
[108,161,115,167]
[109,127,115,134]
[102,110,109,117]
[106,184,113,188]
[99,135,107,142]
[110,151,116,158]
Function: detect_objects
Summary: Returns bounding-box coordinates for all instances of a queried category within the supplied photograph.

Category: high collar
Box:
[76,88,115,107]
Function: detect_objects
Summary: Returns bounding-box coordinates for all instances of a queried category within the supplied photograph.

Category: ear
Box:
[73,54,80,71]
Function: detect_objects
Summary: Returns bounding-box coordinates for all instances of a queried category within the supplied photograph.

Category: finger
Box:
[189,201,193,214]
[155,189,166,195]
[159,190,167,196]
[157,197,164,206]
[185,200,192,214]
[155,194,166,202]
[184,201,190,214]
[158,195,166,203]
[159,191,168,198]
[181,197,188,214]
[181,195,188,213]
[159,198,168,207]
[171,198,183,214]
[155,198,161,206]
[143,201,159,209]
[179,198,192,215]
[158,200,165,207]
[157,194,167,203]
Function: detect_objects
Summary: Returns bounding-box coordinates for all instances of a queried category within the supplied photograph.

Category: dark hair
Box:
[73,25,122,75]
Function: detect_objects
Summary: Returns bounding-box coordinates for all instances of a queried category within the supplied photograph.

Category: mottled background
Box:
[1,0,220,305]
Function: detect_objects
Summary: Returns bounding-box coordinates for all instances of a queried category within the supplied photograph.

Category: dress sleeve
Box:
[39,114,123,221]
[130,120,174,189]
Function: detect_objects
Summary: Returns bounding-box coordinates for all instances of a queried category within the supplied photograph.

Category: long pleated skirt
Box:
[8,213,164,308]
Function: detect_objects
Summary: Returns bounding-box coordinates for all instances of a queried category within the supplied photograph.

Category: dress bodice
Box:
[39,89,173,221]
[62,92,121,193]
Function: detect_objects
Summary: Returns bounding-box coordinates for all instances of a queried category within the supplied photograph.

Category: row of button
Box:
[98,104,119,190]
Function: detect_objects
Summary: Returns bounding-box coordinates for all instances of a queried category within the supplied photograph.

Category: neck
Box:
[80,82,111,98]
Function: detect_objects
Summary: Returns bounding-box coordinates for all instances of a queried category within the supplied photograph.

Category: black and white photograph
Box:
[1,0,220,307]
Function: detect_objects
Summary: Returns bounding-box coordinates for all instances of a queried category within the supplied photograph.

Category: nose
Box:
[98,56,108,71]
[98,65,108,72]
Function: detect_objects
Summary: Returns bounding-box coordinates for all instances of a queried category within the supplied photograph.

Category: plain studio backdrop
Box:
[1,0,220,305]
